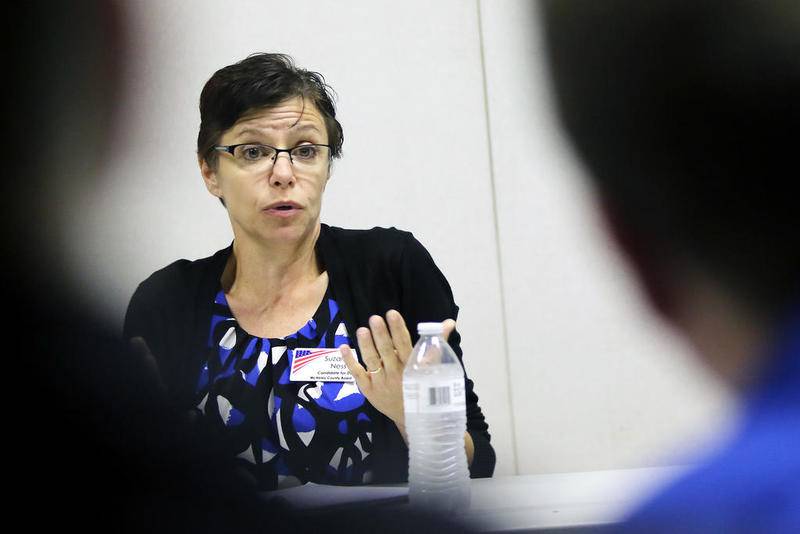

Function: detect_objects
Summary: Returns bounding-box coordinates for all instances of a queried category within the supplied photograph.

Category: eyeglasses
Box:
[212,143,331,173]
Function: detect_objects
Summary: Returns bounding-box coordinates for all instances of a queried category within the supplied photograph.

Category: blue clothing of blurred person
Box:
[625,311,800,531]
[541,1,800,531]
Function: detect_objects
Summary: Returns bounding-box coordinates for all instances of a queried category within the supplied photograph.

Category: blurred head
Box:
[541,0,800,326]
[6,1,125,301]
[197,53,344,169]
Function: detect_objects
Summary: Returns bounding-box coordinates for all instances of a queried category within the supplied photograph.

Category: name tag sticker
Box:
[289,348,355,382]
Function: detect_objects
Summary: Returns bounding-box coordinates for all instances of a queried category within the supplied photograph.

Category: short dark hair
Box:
[542,0,800,318]
[197,52,344,166]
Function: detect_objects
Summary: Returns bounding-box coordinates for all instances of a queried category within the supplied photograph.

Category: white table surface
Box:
[461,466,685,531]
[267,465,687,531]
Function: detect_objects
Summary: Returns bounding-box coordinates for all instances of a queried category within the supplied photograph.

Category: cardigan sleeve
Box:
[122,261,199,409]
[124,277,166,360]
[398,233,496,478]
[123,273,176,395]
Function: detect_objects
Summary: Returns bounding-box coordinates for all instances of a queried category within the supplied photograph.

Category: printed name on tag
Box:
[289,348,355,382]
[402,379,466,414]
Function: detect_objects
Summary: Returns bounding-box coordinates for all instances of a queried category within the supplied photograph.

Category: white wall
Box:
[70,0,733,477]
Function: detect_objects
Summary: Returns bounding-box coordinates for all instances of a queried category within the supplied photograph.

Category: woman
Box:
[124,53,495,489]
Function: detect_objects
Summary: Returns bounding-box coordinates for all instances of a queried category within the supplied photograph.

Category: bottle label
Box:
[403,378,466,414]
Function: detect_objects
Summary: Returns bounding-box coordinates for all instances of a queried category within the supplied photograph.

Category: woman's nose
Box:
[269,153,295,187]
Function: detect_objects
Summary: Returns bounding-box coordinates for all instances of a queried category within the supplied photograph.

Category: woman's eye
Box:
[240,145,269,161]
[293,145,318,159]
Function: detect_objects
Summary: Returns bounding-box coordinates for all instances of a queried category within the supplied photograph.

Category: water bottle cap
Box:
[417,322,444,335]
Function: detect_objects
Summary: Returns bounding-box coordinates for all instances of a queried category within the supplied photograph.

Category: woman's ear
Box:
[199,156,222,199]
[322,161,333,190]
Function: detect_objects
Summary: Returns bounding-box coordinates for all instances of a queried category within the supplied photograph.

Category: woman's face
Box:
[201,96,331,249]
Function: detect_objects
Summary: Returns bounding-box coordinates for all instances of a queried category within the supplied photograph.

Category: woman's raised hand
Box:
[340,310,456,436]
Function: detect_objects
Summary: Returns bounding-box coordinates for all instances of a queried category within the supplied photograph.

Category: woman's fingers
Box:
[342,313,415,428]
[368,314,402,372]
[385,310,413,365]
[356,326,384,376]
[340,344,370,390]
[442,319,457,341]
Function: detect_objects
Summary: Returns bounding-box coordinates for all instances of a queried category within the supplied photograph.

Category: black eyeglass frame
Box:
[211,143,332,165]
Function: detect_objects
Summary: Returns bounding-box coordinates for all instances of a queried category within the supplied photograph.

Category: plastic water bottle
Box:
[402,322,470,512]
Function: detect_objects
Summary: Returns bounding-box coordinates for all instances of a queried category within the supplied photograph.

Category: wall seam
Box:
[476,0,520,475]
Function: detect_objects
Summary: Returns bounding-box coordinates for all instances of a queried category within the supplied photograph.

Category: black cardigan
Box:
[124,224,496,481]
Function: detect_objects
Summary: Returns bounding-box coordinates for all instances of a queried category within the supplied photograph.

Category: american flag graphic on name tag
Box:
[291,348,340,373]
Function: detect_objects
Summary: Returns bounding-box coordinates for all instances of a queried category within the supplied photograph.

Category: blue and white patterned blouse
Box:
[195,285,375,489]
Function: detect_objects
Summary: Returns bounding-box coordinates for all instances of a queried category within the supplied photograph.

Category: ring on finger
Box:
[367,366,383,374]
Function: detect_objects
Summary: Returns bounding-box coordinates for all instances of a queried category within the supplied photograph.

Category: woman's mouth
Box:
[264,202,302,217]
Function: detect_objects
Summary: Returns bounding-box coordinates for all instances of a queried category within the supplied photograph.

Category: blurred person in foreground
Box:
[6,2,470,532]
[7,3,275,532]
[542,1,800,531]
